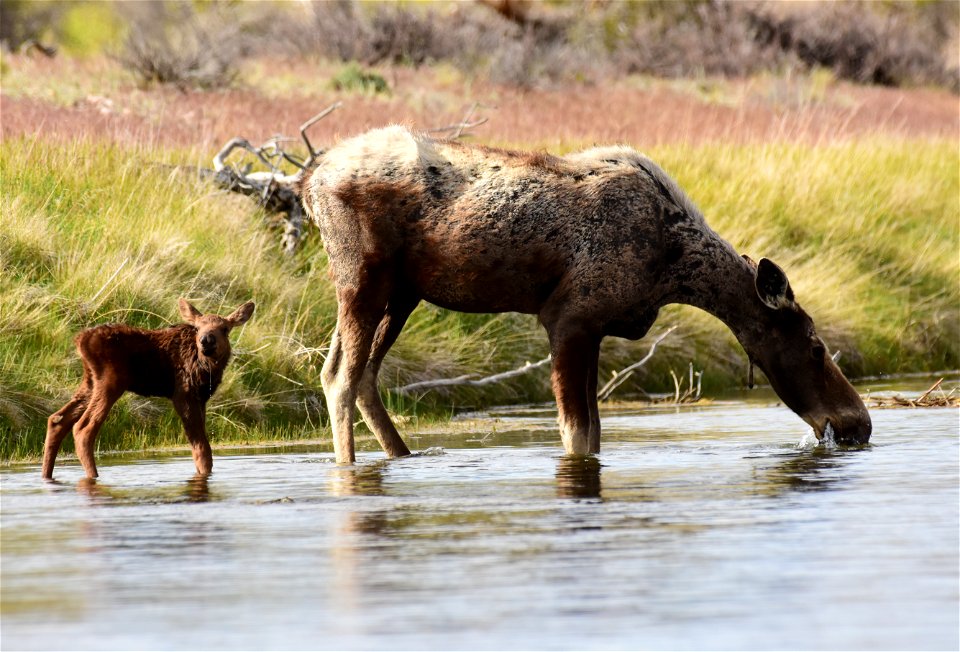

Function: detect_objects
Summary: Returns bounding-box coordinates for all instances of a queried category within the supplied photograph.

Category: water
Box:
[2,389,958,651]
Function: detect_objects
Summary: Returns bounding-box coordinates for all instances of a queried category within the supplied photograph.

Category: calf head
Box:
[747,258,871,445]
[178,299,256,362]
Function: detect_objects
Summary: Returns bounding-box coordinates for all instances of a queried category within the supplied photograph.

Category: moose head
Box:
[178,299,256,361]
[745,258,871,445]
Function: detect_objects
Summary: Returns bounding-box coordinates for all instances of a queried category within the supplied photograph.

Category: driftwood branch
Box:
[199,103,342,255]
[865,378,960,409]
[394,322,678,399]
[394,356,551,395]
[597,326,678,401]
[198,102,490,254]
[427,102,492,140]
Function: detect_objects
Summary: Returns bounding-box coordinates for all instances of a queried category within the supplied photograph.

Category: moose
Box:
[43,299,255,479]
[297,126,871,464]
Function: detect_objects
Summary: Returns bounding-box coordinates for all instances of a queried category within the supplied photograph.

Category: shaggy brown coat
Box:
[43,299,254,479]
[299,126,871,463]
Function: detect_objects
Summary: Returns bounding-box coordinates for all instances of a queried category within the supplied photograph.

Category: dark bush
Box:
[116,3,247,90]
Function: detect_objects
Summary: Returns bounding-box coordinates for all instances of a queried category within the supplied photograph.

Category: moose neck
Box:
[671,234,768,361]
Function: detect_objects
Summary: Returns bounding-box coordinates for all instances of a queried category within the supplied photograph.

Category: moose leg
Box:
[323,287,387,465]
[587,351,601,454]
[72,383,122,479]
[43,383,91,479]
[174,397,212,475]
[356,295,418,458]
[547,324,601,455]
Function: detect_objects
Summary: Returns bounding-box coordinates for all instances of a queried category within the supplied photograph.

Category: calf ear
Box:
[178,298,203,324]
[755,258,795,310]
[226,301,255,327]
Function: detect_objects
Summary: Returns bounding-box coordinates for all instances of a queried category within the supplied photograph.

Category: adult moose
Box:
[298,126,870,464]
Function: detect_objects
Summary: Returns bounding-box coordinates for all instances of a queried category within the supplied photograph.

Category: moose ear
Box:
[178,298,203,324]
[226,301,255,327]
[755,258,795,310]
[741,254,757,269]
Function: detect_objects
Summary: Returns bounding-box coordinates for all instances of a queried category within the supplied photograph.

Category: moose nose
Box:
[200,334,216,352]
[832,409,873,446]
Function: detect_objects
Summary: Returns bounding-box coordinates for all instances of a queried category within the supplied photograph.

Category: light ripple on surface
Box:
[1,399,957,651]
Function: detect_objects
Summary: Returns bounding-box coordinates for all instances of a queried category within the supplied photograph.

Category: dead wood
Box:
[196,102,489,254]
[395,324,679,399]
[394,356,552,396]
[597,326,677,401]
[865,378,960,409]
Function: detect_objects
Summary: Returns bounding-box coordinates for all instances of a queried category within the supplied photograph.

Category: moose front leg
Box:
[547,325,601,456]
[174,397,212,475]
[586,349,601,454]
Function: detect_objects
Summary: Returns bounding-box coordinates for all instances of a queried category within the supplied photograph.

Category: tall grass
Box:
[1,135,956,462]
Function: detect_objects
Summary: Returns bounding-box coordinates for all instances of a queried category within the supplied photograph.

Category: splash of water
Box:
[821,422,837,449]
[795,432,819,450]
[796,422,837,451]
[413,446,446,457]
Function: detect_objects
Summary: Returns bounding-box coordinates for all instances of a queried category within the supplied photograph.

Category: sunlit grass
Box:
[1,135,956,462]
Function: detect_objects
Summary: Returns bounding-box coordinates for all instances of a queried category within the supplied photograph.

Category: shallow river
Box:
[2,385,958,651]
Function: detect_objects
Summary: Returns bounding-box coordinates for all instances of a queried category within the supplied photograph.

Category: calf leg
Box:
[43,384,91,479]
[356,295,418,458]
[545,322,601,456]
[72,383,122,479]
[173,397,212,475]
[322,285,389,465]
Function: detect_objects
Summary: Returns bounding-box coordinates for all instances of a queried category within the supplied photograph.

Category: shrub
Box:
[116,3,246,90]
[330,62,389,95]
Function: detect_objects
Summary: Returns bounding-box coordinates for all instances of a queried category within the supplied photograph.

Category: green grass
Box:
[1,136,957,463]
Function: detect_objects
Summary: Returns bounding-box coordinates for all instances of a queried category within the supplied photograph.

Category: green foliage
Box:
[330,62,390,95]
[56,2,125,56]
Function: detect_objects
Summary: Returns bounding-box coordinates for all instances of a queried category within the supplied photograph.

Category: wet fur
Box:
[43,301,253,479]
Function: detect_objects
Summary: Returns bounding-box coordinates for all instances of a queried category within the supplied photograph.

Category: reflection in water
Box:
[764,449,846,495]
[328,461,388,497]
[555,455,603,500]
[74,473,215,504]
[3,404,956,651]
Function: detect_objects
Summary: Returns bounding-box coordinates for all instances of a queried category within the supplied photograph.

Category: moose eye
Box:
[811,343,826,360]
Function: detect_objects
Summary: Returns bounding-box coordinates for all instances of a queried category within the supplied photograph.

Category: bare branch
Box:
[394,355,551,395]
[428,102,494,139]
[597,325,677,401]
[300,101,342,165]
[197,102,487,255]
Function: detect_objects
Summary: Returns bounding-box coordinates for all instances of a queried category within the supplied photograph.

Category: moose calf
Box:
[43,299,255,479]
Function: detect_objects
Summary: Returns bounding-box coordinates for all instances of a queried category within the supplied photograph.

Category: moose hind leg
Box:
[547,324,601,456]
[356,296,418,458]
[72,384,122,479]
[43,386,90,479]
[323,287,386,465]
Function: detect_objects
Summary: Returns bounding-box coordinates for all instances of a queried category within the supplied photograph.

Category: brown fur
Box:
[43,299,254,480]
[299,126,871,463]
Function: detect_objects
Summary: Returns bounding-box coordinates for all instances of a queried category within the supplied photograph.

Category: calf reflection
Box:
[556,455,603,500]
[74,473,213,503]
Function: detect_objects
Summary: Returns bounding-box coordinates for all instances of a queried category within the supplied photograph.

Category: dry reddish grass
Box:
[2,54,957,155]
